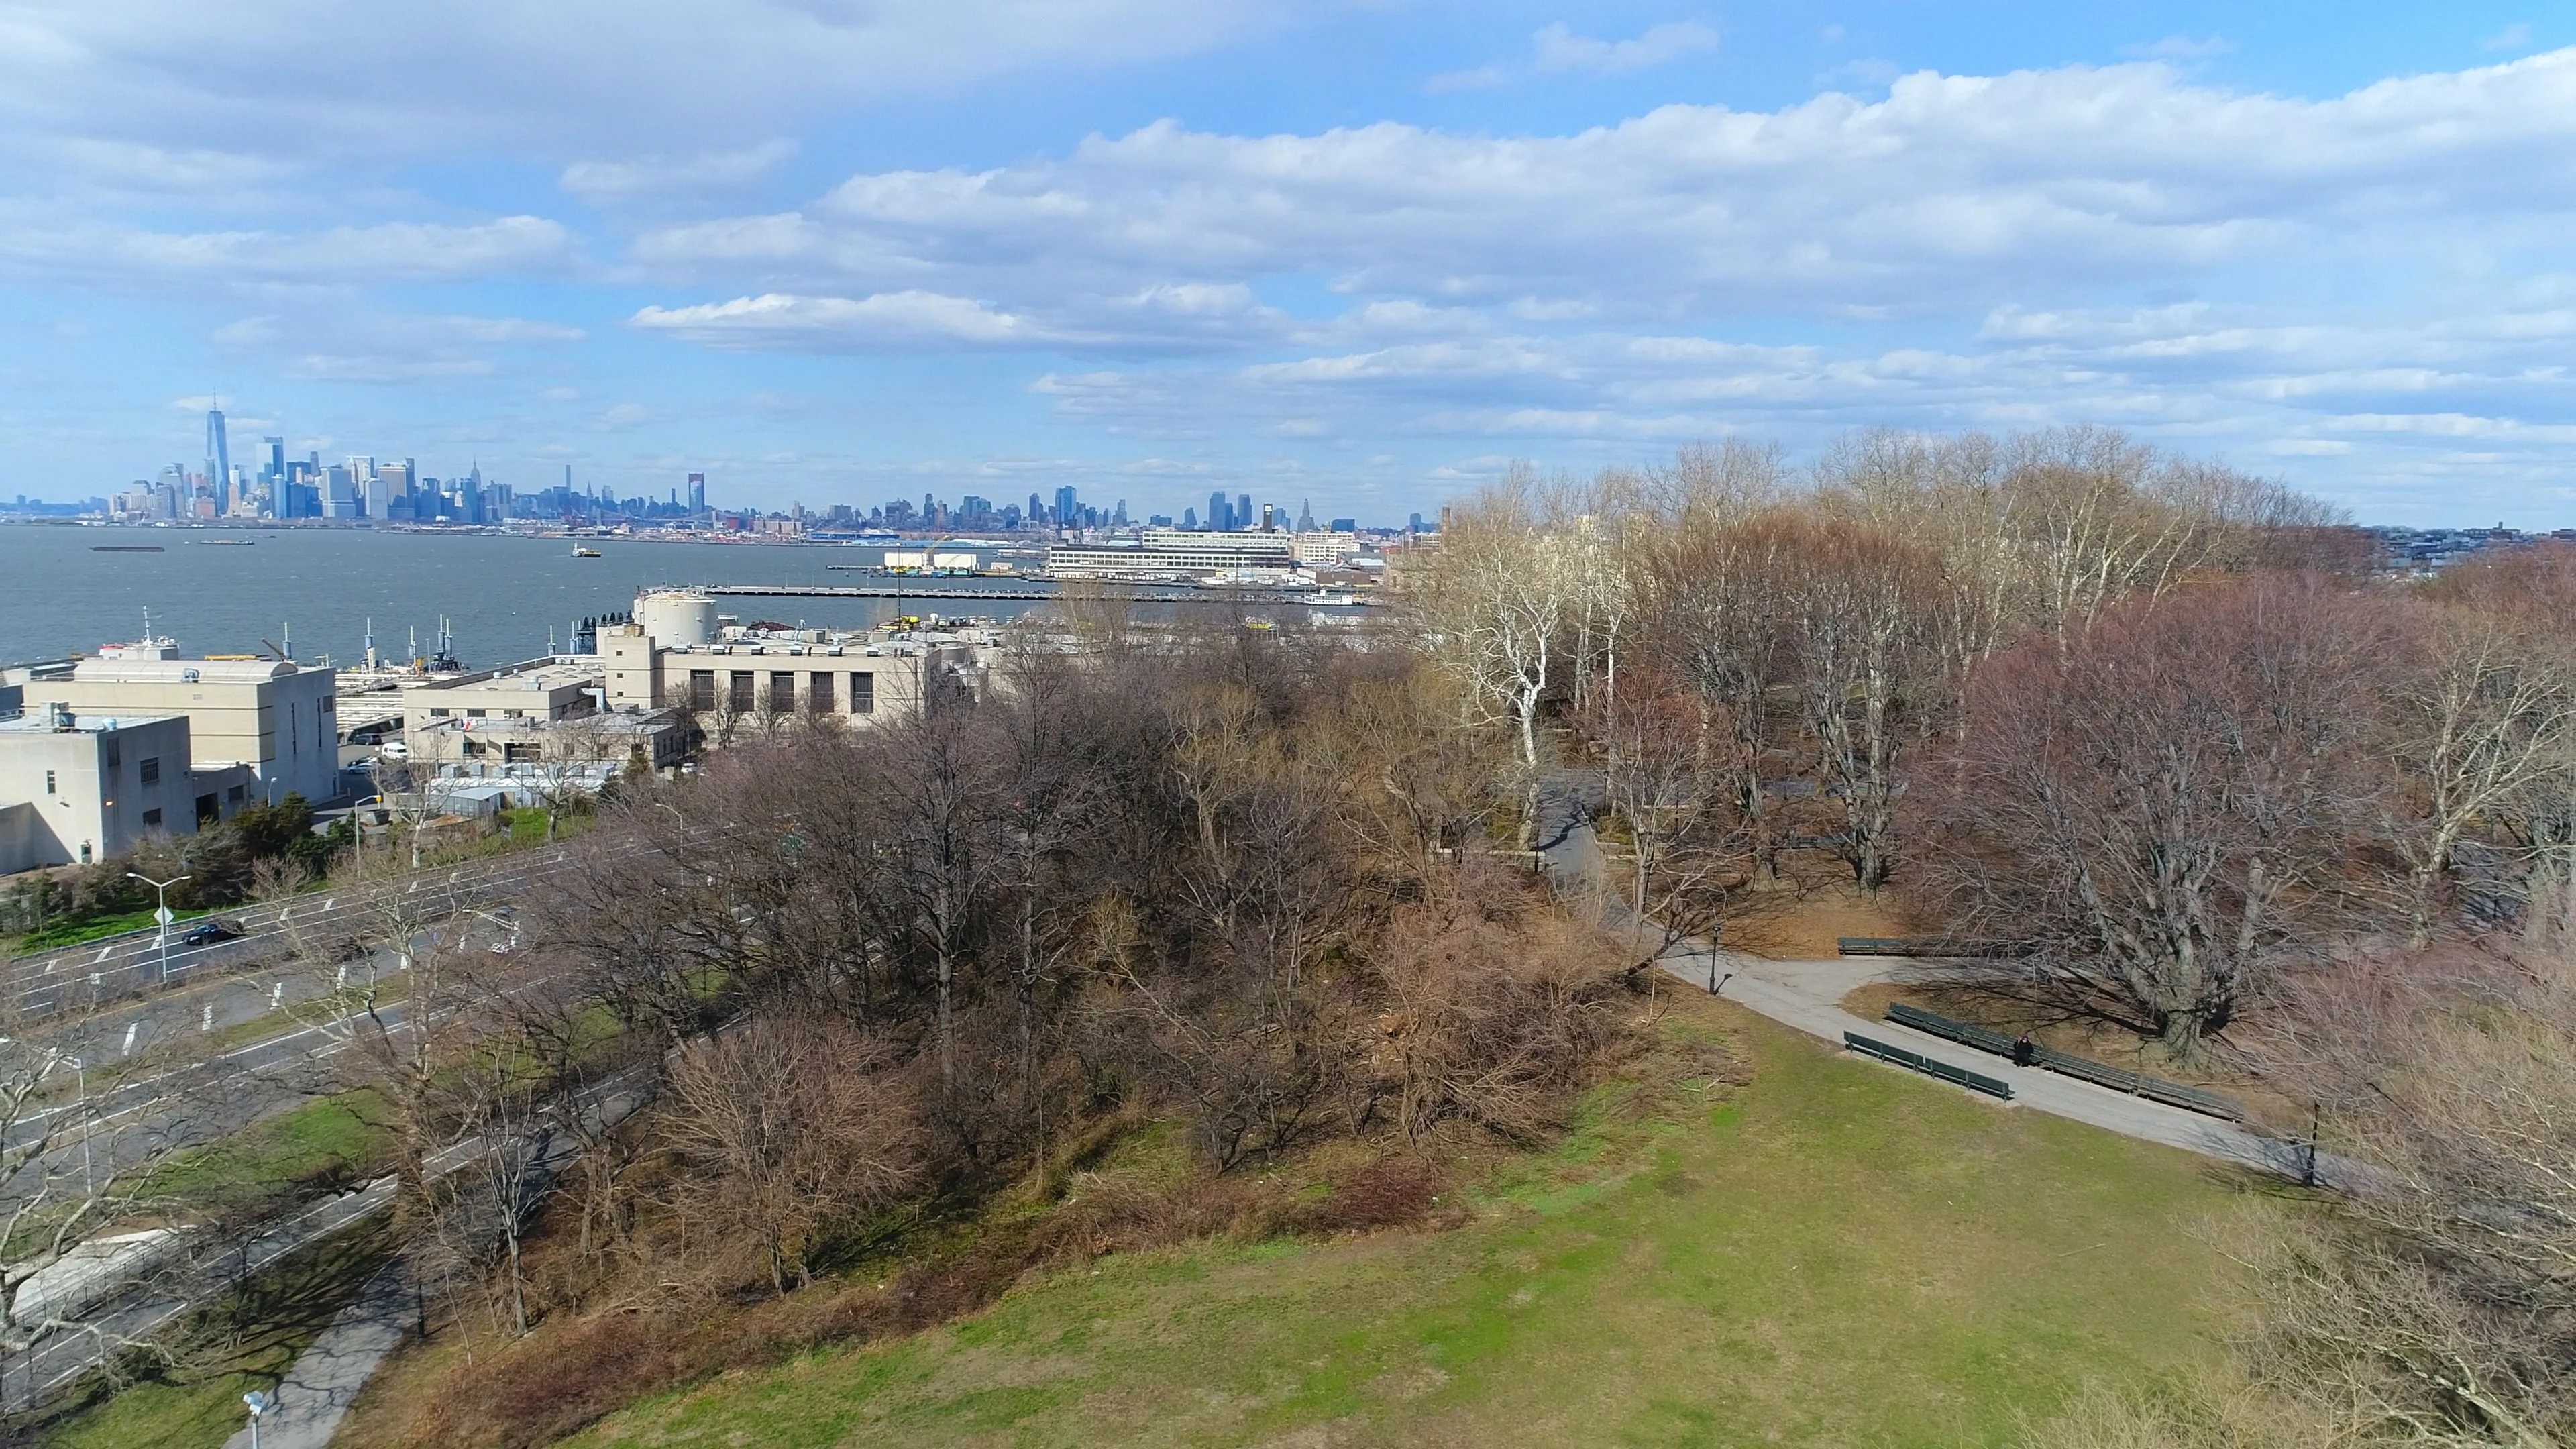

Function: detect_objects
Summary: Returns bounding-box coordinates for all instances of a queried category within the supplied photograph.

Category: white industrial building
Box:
[7,655,341,806]
[0,709,209,871]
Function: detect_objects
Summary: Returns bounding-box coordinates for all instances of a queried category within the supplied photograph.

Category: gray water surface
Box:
[0,527,1028,668]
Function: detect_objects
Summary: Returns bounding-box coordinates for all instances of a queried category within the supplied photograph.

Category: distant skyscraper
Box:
[1183,506,1198,529]
[204,405,231,515]
[1236,494,1252,531]
[1054,485,1079,528]
[1297,499,1316,532]
[1207,490,1229,531]
[687,472,706,512]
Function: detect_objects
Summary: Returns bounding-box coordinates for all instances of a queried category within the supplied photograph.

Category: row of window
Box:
[684,669,877,716]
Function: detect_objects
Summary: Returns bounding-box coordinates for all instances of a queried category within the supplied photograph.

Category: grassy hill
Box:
[559,997,2261,1448]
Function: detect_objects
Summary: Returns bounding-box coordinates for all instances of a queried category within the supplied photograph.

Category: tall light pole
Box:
[126,872,191,984]
[242,1389,272,1447]
[66,1057,90,1195]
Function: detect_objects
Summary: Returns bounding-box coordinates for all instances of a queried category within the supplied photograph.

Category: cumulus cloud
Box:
[636,51,2576,315]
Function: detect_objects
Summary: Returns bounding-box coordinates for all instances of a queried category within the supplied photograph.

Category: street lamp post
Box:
[242,1389,272,1448]
[125,872,191,985]
[65,1057,89,1195]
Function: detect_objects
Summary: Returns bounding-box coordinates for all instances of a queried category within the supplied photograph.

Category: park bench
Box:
[1842,1031,2015,1101]
[1879,1003,2247,1122]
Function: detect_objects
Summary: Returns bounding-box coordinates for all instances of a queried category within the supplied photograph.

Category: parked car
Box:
[176,918,242,947]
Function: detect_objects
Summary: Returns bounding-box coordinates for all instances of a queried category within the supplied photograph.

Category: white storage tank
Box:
[930,552,978,570]
[638,588,718,648]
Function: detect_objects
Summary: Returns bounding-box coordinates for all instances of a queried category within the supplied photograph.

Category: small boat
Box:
[192,539,256,546]
[91,545,164,553]
[570,545,602,558]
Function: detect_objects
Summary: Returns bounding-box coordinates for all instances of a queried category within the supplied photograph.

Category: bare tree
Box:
[1418,468,1573,849]
[1914,578,2397,1058]
[2238,944,2576,1446]
[659,1016,918,1294]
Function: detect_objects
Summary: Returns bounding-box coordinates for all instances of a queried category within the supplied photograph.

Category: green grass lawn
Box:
[9,905,215,955]
[566,1003,2264,1449]
[138,1089,393,1212]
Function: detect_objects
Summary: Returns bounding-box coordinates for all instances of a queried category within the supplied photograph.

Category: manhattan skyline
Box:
[1,3,2571,521]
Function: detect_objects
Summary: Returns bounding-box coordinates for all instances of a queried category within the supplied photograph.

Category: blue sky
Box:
[1,1,2571,524]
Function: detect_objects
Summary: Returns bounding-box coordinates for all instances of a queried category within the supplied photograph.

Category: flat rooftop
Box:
[0,711,184,735]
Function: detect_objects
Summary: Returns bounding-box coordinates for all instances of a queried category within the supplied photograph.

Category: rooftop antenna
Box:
[281,620,292,663]
[364,616,377,672]
[142,606,152,645]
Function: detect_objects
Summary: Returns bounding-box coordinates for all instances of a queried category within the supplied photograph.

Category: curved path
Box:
[1538,808,2334,1184]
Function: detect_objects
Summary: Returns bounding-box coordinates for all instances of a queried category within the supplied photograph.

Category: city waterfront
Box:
[0,525,1028,667]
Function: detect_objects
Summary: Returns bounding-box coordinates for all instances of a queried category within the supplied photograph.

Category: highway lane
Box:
[1,846,586,1019]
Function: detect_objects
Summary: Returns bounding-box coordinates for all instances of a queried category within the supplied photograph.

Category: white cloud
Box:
[0,1,1298,170]
[1532,21,1719,75]
[630,291,1042,348]
[2485,23,2535,51]
[0,215,578,287]
[561,140,798,204]
[637,51,2576,317]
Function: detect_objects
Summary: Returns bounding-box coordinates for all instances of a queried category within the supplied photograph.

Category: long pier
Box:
[700,583,1359,605]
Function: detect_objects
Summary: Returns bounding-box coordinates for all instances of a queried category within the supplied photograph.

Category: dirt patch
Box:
[1723,880,1920,960]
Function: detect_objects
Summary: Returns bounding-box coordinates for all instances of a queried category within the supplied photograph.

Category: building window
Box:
[729,672,755,714]
[139,756,160,784]
[467,708,486,719]
[196,794,219,825]
[809,672,834,714]
[44,770,55,795]
[769,672,796,713]
[105,737,120,769]
[431,708,451,718]
[227,784,245,802]
[688,670,716,712]
[142,808,162,828]
[851,672,875,715]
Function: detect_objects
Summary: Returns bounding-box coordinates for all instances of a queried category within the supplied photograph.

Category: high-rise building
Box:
[687,472,706,512]
[1236,494,1253,531]
[1297,499,1316,533]
[1054,485,1079,529]
[1183,506,1199,529]
[204,406,231,515]
[1207,490,1230,532]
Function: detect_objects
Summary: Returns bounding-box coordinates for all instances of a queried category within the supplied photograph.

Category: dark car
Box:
[176,918,243,947]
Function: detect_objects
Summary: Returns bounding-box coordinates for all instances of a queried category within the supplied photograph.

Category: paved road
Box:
[1538,808,2333,1183]
[1,843,600,1021]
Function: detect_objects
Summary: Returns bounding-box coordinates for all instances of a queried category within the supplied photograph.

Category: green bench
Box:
[1880,1003,2246,1122]
[1843,1031,2015,1101]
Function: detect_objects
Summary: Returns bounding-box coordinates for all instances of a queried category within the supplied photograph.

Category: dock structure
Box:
[693,582,1349,605]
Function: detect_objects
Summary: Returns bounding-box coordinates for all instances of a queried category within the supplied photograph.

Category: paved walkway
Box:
[223,1264,411,1449]
[1544,819,2324,1182]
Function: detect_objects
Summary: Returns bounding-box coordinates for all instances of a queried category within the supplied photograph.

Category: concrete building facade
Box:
[27,659,340,806]
[0,711,201,871]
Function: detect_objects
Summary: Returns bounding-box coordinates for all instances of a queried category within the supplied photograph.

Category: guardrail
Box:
[1882,1002,2246,1121]
[1843,1031,2015,1101]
